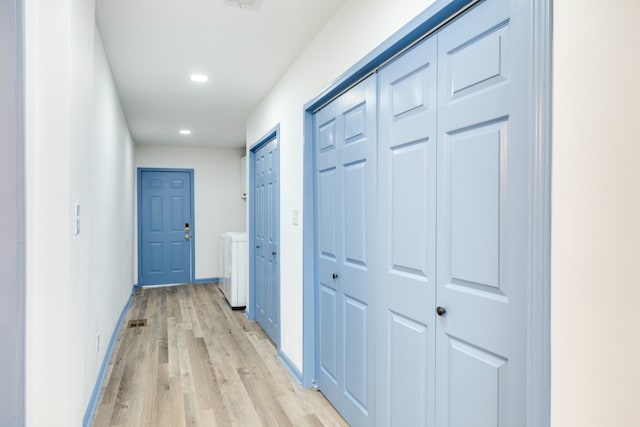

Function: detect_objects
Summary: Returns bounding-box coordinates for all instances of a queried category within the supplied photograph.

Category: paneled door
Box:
[314,75,377,426]
[139,170,193,285]
[376,35,438,426]
[254,137,280,345]
[435,0,533,425]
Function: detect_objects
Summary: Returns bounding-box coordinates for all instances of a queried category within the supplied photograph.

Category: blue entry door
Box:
[314,75,377,426]
[254,138,280,344]
[139,170,193,285]
[376,35,438,426]
[435,0,532,425]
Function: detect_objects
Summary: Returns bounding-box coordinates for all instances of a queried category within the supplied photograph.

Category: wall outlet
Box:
[292,209,300,226]
[96,332,100,354]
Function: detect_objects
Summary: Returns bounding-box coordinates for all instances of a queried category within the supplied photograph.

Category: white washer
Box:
[220,232,247,308]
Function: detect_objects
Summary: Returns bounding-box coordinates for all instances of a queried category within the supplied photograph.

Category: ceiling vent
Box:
[224,0,261,9]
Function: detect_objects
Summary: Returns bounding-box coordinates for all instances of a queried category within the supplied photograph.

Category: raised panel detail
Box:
[319,285,338,383]
[318,168,337,259]
[388,312,428,426]
[344,104,366,142]
[448,120,507,291]
[392,65,429,117]
[319,119,336,151]
[150,197,162,232]
[149,242,163,273]
[170,241,185,272]
[447,337,506,427]
[170,179,184,189]
[344,297,368,412]
[149,179,162,189]
[344,160,366,267]
[447,22,509,101]
[390,140,429,279]
[170,196,184,231]
[267,149,274,173]
[267,182,274,241]
[267,260,275,322]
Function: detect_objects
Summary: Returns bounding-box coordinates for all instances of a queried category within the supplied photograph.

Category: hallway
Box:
[92,284,346,427]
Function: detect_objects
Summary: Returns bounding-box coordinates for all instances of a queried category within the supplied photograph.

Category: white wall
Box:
[25,1,71,424]
[25,0,135,424]
[551,1,640,426]
[135,146,246,281]
[246,0,436,372]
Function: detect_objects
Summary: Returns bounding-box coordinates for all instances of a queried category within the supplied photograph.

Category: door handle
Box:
[272,251,277,256]
[436,306,446,317]
[332,273,338,279]
[185,234,190,240]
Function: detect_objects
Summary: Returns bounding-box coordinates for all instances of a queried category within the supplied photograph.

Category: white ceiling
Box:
[96,0,346,148]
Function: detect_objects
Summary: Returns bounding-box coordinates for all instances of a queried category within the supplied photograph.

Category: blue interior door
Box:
[254,138,280,344]
[314,75,377,426]
[140,170,192,285]
[376,35,438,426]
[435,1,532,425]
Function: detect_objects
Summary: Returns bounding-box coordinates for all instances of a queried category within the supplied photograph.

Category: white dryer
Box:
[220,231,247,309]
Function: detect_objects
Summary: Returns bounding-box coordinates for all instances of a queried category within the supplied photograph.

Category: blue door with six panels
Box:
[435,1,532,424]
[314,75,377,426]
[377,33,438,426]
[254,138,280,345]
[139,170,193,285]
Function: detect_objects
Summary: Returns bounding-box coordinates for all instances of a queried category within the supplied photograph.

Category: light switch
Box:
[292,209,299,226]
[74,203,81,235]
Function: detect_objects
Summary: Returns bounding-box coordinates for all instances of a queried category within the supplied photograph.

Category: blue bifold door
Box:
[313,0,534,426]
[376,32,438,427]
[314,75,377,427]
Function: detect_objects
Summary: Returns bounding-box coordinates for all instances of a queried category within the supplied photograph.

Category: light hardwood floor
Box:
[92,284,348,427]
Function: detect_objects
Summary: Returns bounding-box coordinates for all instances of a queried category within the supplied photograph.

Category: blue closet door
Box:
[435,0,532,425]
[376,36,438,427]
[254,137,280,344]
[140,170,192,285]
[314,75,377,426]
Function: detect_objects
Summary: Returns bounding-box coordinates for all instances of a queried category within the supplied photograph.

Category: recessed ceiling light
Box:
[224,0,260,8]
[179,129,192,135]
[190,74,208,83]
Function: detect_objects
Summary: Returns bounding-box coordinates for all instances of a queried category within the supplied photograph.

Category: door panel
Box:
[316,100,342,407]
[377,35,437,427]
[449,121,503,289]
[319,284,338,383]
[314,75,377,426]
[447,337,506,427]
[436,0,531,425]
[140,170,192,285]
[254,138,280,344]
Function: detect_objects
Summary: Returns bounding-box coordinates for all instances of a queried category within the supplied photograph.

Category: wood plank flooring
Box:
[92,284,348,427]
